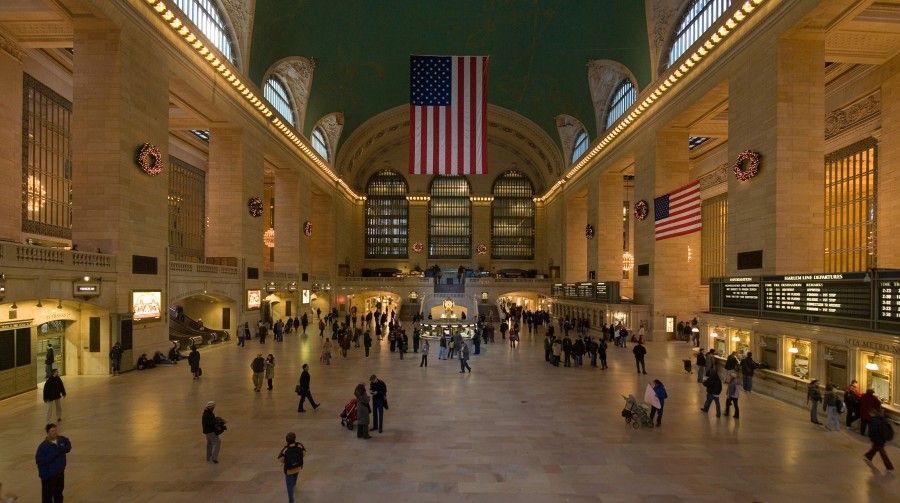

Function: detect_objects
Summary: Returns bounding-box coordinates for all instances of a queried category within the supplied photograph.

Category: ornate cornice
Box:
[698,162,729,192]
[587,59,639,134]
[0,28,23,61]
[825,91,880,140]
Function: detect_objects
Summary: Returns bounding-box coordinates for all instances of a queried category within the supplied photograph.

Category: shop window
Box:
[701,193,727,284]
[824,138,876,272]
[729,328,750,358]
[864,353,892,403]
[824,348,848,389]
[788,339,811,380]
[760,336,778,370]
[22,74,72,240]
[710,328,726,355]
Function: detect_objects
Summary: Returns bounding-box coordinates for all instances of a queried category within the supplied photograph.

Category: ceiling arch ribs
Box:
[555,114,587,168]
[312,112,345,162]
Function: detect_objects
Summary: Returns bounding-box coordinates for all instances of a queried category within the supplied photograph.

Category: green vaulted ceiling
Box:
[249,0,651,151]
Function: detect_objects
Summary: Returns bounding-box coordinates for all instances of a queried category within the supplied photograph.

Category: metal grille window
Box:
[604,79,636,131]
[22,74,72,239]
[429,176,471,258]
[173,0,236,64]
[824,138,877,273]
[365,170,409,258]
[312,127,329,161]
[571,131,588,164]
[263,77,296,128]
[667,0,732,69]
[168,156,206,262]
[701,193,727,284]
[491,171,534,259]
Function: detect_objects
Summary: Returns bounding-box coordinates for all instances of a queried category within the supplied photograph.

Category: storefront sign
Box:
[72,282,101,297]
[247,289,261,310]
[131,291,162,320]
[845,338,900,355]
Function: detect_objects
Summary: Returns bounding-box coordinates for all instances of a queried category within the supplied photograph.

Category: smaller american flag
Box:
[654,180,701,240]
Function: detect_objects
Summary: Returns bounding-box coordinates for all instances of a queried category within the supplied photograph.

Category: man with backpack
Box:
[277,432,306,503]
[864,408,894,471]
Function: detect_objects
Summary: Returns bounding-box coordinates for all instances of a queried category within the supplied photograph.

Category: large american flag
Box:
[654,180,702,240]
[409,55,488,175]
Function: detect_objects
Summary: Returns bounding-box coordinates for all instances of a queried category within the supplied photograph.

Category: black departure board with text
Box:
[761,274,870,319]
[722,278,760,310]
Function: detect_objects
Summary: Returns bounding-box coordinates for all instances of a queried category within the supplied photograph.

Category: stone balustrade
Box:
[0,242,115,272]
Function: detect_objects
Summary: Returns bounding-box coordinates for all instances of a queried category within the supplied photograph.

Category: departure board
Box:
[722,278,760,310]
[878,280,900,321]
[595,283,610,302]
[577,283,594,298]
[762,274,870,319]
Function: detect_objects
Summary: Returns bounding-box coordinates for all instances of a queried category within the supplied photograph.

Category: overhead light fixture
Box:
[56,300,63,309]
[732,335,741,342]
[711,331,719,338]
[36,299,43,308]
[866,353,880,371]
[788,345,799,354]
[10,301,17,309]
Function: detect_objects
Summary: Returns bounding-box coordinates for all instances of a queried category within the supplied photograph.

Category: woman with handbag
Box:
[354,384,372,439]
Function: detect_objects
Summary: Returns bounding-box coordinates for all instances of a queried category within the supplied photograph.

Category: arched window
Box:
[173,0,237,64]
[491,171,535,259]
[311,127,329,161]
[263,77,296,128]
[571,130,589,164]
[667,0,732,69]
[605,79,636,130]
[429,176,471,258]
[365,170,409,258]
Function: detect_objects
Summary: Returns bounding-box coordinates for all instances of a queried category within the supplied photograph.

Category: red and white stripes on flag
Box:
[654,180,702,240]
[409,55,488,175]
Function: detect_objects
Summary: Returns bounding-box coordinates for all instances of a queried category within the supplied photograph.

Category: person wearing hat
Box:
[202,401,220,463]
[806,380,822,425]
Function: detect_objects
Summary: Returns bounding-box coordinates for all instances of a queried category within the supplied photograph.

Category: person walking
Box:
[739,352,759,392]
[188,345,201,380]
[369,375,387,433]
[322,338,333,365]
[355,384,372,439]
[438,333,448,360]
[35,423,72,503]
[646,379,667,427]
[705,349,717,380]
[45,344,55,379]
[265,354,275,391]
[296,364,320,412]
[363,330,372,357]
[724,375,740,419]
[859,388,881,436]
[251,353,266,392]
[301,313,309,334]
[807,380,823,425]
[237,323,246,347]
[632,341,648,374]
[202,401,220,463]
[845,379,862,429]
[696,349,707,383]
[598,337,608,370]
[824,384,842,431]
[43,369,66,423]
[276,432,306,503]
[863,408,895,471]
[459,341,472,373]
[109,342,123,375]
[700,369,722,417]
[420,339,429,367]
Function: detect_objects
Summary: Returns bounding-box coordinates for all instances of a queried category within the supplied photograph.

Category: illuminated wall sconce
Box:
[788,345,799,354]
[710,331,719,338]
[865,353,880,371]
[732,335,741,342]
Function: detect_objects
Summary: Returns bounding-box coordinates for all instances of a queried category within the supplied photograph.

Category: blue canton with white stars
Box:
[654,195,670,221]
[411,56,452,106]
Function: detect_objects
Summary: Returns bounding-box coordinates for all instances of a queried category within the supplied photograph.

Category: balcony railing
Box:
[0,242,115,272]
[169,260,239,277]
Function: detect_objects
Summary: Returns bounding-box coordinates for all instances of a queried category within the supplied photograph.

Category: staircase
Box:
[168,308,230,349]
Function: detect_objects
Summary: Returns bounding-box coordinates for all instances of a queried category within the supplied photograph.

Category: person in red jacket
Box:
[858,388,882,437]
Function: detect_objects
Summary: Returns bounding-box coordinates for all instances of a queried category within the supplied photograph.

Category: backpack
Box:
[282,443,304,471]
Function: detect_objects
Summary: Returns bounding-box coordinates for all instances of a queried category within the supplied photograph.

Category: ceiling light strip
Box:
[535,0,766,203]
[142,0,364,201]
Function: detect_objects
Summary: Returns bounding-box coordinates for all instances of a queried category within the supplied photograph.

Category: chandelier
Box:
[263,227,275,248]
[622,251,634,272]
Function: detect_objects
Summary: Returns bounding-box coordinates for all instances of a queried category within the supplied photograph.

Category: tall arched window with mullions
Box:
[263,76,296,128]
[491,171,535,259]
[311,127,329,162]
[173,0,238,65]
[429,176,471,258]
[667,0,732,70]
[365,170,408,258]
[605,79,636,131]
[571,130,588,164]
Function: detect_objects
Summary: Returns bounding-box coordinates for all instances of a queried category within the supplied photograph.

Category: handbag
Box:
[295,385,302,395]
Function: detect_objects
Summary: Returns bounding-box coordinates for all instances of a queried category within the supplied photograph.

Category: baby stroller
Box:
[339,398,358,430]
[621,394,653,429]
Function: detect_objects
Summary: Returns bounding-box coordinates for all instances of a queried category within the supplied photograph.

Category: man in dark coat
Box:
[369,374,388,433]
[739,352,759,392]
[251,353,266,392]
[188,346,201,379]
[701,371,723,417]
[633,341,648,374]
[202,401,220,463]
[36,422,72,501]
[864,408,894,471]
[43,369,66,423]
[297,364,320,412]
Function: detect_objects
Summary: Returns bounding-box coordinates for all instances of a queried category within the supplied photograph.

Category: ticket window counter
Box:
[787,339,812,380]
[824,348,849,390]
[36,321,66,383]
[729,329,751,358]
[709,328,726,355]
[759,336,779,372]
[862,352,893,404]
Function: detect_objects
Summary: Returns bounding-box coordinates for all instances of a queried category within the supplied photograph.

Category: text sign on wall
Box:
[722,277,760,310]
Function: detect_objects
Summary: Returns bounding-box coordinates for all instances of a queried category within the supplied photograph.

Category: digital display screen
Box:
[132,291,162,320]
[762,275,870,319]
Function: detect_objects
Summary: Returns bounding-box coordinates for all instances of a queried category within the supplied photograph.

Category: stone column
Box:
[472,198,491,271]
[273,169,300,274]
[633,128,701,340]
[727,35,825,275]
[564,191,587,281]
[71,19,169,357]
[596,171,625,282]
[309,189,333,279]
[407,198,428,270]
[878,53,900,265]
[586,182,599,278]
[0,37,23,242]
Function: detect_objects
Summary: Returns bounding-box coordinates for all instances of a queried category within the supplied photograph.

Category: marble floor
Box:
[1,329,898,502]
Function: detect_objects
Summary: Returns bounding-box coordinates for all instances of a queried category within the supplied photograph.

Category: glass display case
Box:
[788,339,811,380]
